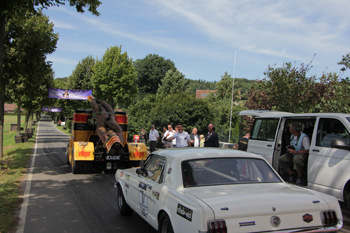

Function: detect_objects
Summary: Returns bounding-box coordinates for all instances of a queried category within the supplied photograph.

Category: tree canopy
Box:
[0,0,101,157]
[92,45,138,109]
[156,69,190,98]
[134,54,176,98]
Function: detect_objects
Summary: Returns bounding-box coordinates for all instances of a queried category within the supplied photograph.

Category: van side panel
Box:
[308,116,350,201]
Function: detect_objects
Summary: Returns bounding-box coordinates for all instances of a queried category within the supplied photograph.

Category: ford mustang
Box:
[114,148,343,233]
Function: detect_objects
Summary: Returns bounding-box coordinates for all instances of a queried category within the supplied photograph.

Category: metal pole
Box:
[228,51,236,143]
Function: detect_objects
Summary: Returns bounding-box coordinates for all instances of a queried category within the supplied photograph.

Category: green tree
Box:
[245,61,350,113]
[5,10,58,136]
[214,71,241,101]
[92,45,138,109]
[134,54,176,98]
[205,72,246,142]
[338,53,350,72]
[149,93,213,135]
[127,94,157,141]
[0,0,101,158]
[156,69,190,98]
[63,55,96,117]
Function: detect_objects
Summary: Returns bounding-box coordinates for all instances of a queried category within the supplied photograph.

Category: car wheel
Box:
[117,184,133,216]
[158,212,174,233]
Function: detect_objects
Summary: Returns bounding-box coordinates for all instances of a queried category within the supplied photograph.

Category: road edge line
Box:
[16,122,40,233]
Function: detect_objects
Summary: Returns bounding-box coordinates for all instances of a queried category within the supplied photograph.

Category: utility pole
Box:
[228,51,236,143]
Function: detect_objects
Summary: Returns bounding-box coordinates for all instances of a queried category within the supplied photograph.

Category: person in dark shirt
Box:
[233,133,250,151]
[204,123,219,147]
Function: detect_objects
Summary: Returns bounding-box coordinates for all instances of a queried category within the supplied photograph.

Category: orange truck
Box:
[66,110,148,174]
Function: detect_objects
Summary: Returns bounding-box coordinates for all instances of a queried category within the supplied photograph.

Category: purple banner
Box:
[49,88,92,100]
[50,107,62,112]
[41,106,49,112]
[41,106,62,112]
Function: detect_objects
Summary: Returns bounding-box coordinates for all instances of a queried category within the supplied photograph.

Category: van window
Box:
[251,118,279,141]
[316,118,350,147]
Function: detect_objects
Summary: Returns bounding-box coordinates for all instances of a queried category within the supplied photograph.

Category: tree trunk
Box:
[17,98,21,136]
[0,15,6,158]
[24,108,30,132]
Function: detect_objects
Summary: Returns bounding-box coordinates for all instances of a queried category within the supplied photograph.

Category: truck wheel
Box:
[117,184,133,216]
[83,161,93,173]
[66,149,70,165]
[158,212,174,233]
[72,146,82,174]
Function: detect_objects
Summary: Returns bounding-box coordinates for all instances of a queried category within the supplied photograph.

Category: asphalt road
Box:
[16,116,157,233]
[15,116,350,233]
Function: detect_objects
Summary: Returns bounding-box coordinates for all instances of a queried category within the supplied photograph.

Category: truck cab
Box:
[66,110,148,174]
[240,110,350,208]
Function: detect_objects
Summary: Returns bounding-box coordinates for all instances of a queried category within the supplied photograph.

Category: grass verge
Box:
[55,123,70,135]
[0,123,36,233]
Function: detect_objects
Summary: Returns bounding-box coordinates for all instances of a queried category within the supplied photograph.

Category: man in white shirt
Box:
[190,128,200,147]
[149,125,159,153]
[168,123,191,148]
[163,124,175,148]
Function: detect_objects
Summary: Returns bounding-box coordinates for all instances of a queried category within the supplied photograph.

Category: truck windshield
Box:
[182,158,282,188]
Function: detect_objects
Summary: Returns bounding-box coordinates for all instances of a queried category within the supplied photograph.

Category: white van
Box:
[240,110,350,208]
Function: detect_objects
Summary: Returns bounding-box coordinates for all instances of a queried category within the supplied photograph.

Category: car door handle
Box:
[267,145,272,147]
[312,149,320,152]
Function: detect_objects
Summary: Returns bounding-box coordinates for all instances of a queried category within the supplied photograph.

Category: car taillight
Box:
[321,210,337,226]
[208,219,227,233]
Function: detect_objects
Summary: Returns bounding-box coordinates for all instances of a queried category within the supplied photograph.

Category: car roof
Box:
[239,110,350,118]
[152,148,265,162]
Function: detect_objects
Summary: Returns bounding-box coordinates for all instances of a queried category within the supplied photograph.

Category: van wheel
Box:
[158,212,174,233]
[117,184,133,216]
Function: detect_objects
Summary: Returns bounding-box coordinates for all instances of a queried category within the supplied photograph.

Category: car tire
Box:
[158,212,174,233]
[117,184,133,216]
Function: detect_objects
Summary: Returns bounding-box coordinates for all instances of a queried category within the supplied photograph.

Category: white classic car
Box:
[114,148,343,233]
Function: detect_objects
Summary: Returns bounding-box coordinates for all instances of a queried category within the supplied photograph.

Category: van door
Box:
[308,117,350,201]
[247,117,281,165]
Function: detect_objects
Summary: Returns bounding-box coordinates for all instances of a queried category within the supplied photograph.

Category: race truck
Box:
[66,110,148,174]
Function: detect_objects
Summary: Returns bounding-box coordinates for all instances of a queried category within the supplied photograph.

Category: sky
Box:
[42,0,350,82]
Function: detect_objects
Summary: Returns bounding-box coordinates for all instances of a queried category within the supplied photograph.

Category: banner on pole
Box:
[41,106,62,112]
[48,88,92,100]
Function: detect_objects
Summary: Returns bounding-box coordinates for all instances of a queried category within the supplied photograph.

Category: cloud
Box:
[46,56,77,65]
[148,0,350,58]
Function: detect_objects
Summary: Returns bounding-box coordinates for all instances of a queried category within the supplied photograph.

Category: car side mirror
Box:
[331,138,350,151]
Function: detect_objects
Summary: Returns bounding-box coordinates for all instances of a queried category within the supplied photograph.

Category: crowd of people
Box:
[137,123,222,152]
[137,123,251,153]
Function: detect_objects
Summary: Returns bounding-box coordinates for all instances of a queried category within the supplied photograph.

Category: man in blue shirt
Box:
[278,123,310,186]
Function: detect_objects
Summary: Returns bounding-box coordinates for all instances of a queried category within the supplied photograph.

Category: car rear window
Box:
[182,158,282,187]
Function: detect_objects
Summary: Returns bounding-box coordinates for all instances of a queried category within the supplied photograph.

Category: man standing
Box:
[190,128,200,147]
[172,125,178,147]
[278,123,310,186]
[204,123,219,147]
[163,124,175,148]
[233,133,250,151]
[149,125,159,153]
[139,127,147,144]
[168,123,191,148]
